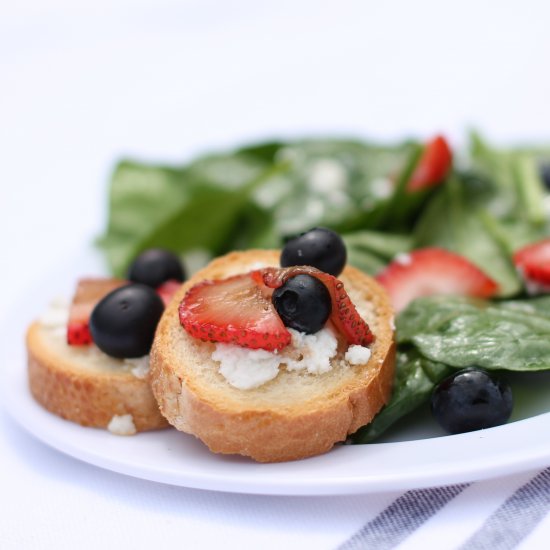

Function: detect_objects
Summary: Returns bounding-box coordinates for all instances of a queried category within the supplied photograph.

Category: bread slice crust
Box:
[27,322,168,432]
[150,250,395,462]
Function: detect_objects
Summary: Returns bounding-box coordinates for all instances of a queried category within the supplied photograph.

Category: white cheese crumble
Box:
[124,356,150,379]
[369,177,393,199]
[285,328,338,374]
[212,327,339,390]
[307,159,348,193]
[345,345,372,365]
[394,252,412,265]
[39,297,70,329]
[107,414,136,436]
[212,347,280,390]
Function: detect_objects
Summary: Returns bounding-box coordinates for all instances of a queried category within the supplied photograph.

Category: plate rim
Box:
[2,248,550,496]
[3,356,550,496]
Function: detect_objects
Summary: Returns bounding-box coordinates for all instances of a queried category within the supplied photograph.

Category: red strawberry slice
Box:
[67,320,92,346]
[407,135,452,192]
[513,239,550,287]
[67,278,126,345]
[179,272,291,352]
[261,266,374,347]
[156,279,182,306]
[375,248,499,312]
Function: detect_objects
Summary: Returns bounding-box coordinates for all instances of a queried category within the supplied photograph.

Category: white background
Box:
[2,0,550,313]
[1,1,550,548]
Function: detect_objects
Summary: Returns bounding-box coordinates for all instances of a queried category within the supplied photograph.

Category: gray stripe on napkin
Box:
[460,468,550,550]
[337,483,469,550]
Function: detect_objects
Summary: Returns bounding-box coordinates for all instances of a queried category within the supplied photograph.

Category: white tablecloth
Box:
[1,2,549,548]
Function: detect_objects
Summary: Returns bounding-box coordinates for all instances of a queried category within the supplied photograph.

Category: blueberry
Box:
[281,227,347,276]
[431,367,513,434]
[128,248,185,288]
[539,162,550,191]
[90,284,165,358]
[272,274,331,334]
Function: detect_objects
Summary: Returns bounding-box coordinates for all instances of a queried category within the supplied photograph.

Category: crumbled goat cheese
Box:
[285,328,338,374]
[212,347,281,390]
[124,356,150,379]
[308,159,348,193]
[212,327,339,390]
[369,177,393,199]
[345,345,372,365]
[39,297,70,329]
[107,414,137,436]
[394,252,412,265]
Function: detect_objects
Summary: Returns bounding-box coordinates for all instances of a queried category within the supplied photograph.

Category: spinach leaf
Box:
[398,295,550,371]
[99,158,286,276]
[343,230,412,275]
[355,294,550,443]
[469,132,550,246]
[258,138,420,237]
[365,144,424,230]
[98,161,190,276]
[352,348,451,443]
[223,200,280,251]
[413,174,521,296]
[98,138,423,276]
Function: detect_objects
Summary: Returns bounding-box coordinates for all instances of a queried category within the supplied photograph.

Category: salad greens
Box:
[353,294,550,443]
[98,132,550,442]
[99,138,421,277]
[353,349,452,443]
[397,295,550,372]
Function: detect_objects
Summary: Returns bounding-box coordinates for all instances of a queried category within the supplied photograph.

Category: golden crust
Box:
[27,322,168,432]
[150,250,396,462]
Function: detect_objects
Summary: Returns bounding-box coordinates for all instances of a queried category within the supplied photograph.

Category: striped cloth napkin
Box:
[337,468,549,549]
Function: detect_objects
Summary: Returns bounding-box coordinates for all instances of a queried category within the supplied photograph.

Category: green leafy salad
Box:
[98,132,550,442]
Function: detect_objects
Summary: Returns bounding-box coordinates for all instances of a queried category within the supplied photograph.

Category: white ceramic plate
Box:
[2,249,550,496]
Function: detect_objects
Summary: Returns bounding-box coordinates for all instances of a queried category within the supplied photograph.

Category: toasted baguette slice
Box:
[150,250,395,462]
[27,320,168,433]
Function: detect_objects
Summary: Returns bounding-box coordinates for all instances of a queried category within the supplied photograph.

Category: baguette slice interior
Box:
[150,249,396,462]
[27,320,168,433]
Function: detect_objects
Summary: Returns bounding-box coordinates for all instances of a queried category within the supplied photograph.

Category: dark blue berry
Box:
[540,162,550,191]
[128,248,185,288]
[431,367,513,434]
[272,274,331,334]
[281,227,346,276]
[90,284,164,358]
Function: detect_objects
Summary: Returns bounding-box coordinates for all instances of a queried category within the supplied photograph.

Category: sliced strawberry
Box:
[67,278,126,346]
[179,272,291,351]
[513,238,550,287]
[375,248,499,312]
[407,135,452,192]
[156,279,182,306]
[261,266,374,347]
[67,320,93,346]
